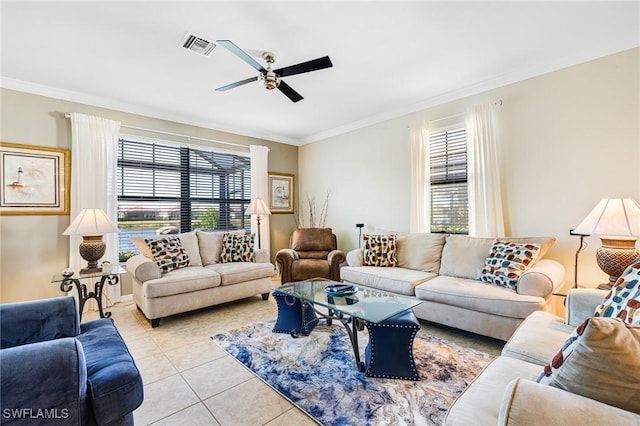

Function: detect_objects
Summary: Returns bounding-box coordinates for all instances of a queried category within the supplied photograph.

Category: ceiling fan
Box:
[215,40,333,103]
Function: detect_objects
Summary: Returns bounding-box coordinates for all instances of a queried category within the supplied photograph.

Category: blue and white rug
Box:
[212,321,493,426]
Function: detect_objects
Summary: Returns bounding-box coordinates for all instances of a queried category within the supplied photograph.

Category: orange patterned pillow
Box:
[362,234,397,267]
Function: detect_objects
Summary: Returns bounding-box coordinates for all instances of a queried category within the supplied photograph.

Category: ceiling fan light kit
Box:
[215,39,332,102]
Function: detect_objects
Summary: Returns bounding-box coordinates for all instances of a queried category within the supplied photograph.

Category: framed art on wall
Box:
[268,172,294,214]
[0,142,70,215]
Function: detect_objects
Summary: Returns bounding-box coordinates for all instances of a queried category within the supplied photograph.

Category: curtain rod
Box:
[64,113,249,150]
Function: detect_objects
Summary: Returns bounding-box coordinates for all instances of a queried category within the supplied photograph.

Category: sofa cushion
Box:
[341,266,436,296]
[77,319,143,425]
[439,235,494,280]
[363,234,398,267]
[439,235,555,280]
[143,267,221,298]
[396,233,446,272]
[594,259,640,324]
[220,233,255,263]
[197,229,245,265]
[415,276,546,319]
[145,235,190,273]
[537,317,640,414]
[132,231,202,266]
[290,227,336,251]
[502,311,574,366]
[443,356,541,426]
[480,240,540,291]
[207,262,274,286]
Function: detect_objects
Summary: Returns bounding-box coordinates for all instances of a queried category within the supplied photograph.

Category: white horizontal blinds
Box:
[429,127,469,234]
[116,138,251,259]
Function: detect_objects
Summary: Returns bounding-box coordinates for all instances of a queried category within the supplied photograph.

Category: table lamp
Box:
[63,208,119,273]
[572,198,640,287]
[245,198,271,249]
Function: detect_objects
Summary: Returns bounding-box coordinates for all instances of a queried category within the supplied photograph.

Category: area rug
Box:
[211,321,494,426]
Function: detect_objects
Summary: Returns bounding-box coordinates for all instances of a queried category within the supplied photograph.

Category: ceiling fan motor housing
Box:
[261,70,280,90]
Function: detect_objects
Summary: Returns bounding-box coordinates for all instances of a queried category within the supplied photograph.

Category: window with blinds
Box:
[429,126,468,234]
[117,137,251,260]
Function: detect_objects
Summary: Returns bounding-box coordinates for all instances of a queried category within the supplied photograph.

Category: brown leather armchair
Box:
[276,228,346,284]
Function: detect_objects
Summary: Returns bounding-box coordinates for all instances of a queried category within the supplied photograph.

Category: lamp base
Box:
[596,237,639,285]
[79,235,106,274]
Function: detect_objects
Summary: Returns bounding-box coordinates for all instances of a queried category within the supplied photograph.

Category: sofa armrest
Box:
[327,249,346,269]
[346,248,364,267]
[0,296,80,349]
[498,378,639,426]
[125,254,161,283]
[275,249,299,284]
[517,259,566,298]
[0,337,88,423]
[255,248,270,264]
[566,288,607,326]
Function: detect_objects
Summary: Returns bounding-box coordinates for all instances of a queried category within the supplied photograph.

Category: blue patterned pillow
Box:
[593,258,640,325]
[145,235,190,273]
[480,240,540,290]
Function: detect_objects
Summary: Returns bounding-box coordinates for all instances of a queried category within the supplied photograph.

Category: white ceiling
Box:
[2,1,639,145]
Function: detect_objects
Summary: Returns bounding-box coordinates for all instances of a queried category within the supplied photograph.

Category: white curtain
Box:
[409,120,430,232]
[69,113,121,306]
[466,103,505,237]
[249,145,270,253]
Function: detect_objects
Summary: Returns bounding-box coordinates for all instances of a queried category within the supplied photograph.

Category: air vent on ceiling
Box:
[181,33,216,57]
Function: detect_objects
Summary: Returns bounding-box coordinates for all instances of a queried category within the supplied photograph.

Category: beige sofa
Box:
[341,233,566,341]
[125,230,274,327]
[444,288,640,425]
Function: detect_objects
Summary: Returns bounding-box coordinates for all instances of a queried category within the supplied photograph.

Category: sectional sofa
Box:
[444,288,640,424]
[125,230,274,327]
[341,233,565,341]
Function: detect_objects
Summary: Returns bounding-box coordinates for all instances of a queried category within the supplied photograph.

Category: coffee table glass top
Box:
[275,279,422,323]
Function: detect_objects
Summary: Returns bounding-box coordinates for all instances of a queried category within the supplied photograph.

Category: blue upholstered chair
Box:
[0,296,143,425]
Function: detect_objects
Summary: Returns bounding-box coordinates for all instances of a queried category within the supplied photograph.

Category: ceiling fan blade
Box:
[216,40,266,72]
[274,56,333,78]
[215,76,259,92]
[278,81,303,103]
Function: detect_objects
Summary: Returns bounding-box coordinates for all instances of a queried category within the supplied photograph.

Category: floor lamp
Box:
[245,198,271,249]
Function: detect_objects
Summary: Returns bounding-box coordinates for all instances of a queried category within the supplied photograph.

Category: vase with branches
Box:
[294,191,330,228]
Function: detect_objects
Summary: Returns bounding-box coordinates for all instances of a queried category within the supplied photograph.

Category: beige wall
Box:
[299,47,640,287]
[0,89,298,302]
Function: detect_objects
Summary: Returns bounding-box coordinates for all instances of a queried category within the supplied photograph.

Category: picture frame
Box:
[0,142,70,215]
[268,172,295,214]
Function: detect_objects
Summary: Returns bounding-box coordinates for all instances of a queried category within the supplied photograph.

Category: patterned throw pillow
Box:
[220,233,255,263]
[537,318,588,385]
[537,317,640,414]
[145,236,190,273]
[480,240,540,290]
[593,258,640,325]
[363,234,397,267]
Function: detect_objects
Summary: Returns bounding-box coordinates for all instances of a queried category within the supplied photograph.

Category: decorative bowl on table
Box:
[324,284,359,297]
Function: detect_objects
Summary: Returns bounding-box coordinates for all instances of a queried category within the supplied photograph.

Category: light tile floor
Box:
[86,279,505,425]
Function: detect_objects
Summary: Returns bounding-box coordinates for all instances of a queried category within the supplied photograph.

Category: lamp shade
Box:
[572,198,640,237]
[63,208,119,236]
[245,198,271,216]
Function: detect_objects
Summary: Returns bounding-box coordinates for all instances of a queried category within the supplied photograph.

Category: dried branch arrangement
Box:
[294,191,330,228]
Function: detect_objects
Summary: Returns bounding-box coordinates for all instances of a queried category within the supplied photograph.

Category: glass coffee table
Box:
[273,278,422,375]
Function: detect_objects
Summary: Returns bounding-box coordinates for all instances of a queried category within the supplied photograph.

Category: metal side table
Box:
[52,267,125,321]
